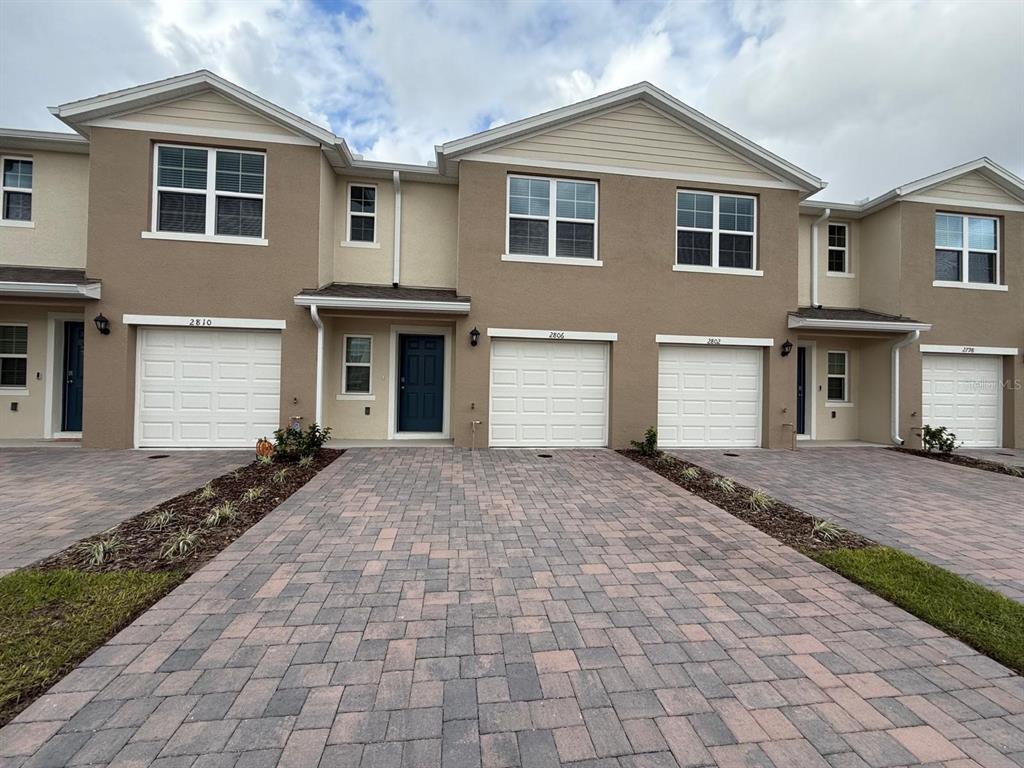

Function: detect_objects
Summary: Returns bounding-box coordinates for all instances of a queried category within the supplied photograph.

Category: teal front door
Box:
[62,321,84,432]
[397,334,444,433]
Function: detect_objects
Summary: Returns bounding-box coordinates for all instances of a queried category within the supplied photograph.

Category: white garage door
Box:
[489,339,609,447]
[658,345,762,447]
[922,354,1001,447]
[136,327,282,448]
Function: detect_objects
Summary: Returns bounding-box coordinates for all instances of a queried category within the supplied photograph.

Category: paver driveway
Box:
[0,448,247,574]
[673,448,1024,604]
[4,449,1024,768]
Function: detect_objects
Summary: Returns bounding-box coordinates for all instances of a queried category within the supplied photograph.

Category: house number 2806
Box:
[188,318,214,327]
[548,331,566,339]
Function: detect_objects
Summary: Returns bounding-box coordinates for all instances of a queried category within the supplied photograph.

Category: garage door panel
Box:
[922,354,1000,448]
[659,345,762,447]
[489,339,609,447]
[137,327,282,448]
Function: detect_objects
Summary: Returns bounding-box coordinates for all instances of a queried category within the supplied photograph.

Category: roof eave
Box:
[293,294,471,314]
[0,281,101,300]
[787,316,931,332]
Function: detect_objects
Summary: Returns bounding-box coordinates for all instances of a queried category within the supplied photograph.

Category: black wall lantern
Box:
[780,339,793,357]
[469,327,480,347]
[93,313,111,335]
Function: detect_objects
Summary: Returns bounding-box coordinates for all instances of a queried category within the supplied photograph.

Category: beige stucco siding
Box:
[920,171,1024,208]
[399,182,458,288]
[81,127,321,448]
[797,214,860,308]
[481,102,781,183]
[858,204,902,315]
[321,316,392,439]
[333,176,395,285]
[452,160,800,449]
[0,150,89,269]
[318,155,335,287]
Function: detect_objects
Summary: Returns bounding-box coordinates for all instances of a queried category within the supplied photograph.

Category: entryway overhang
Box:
[294,283,471,314]
[788,307,931,333]
[0,266,101,301]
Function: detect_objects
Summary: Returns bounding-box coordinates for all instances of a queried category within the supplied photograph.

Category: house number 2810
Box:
[188,318,214,327]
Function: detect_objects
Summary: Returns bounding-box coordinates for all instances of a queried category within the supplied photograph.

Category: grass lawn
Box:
[813,547,1024,674]
[0,569,184,725]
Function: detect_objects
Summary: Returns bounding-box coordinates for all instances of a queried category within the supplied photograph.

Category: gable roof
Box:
[438,82,825,196]
[801,157,1024,217]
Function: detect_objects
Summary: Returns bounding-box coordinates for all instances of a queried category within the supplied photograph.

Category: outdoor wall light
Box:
[93,313,111,335]
[469,327,480,347]
[780,339,793,357]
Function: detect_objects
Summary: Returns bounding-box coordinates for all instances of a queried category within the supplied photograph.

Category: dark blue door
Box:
[796,346,806,435]
[62,321,85,432]
[398,334,444,433]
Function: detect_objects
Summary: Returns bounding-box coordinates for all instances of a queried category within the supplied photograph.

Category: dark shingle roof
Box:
[0,266,99,285]
[790,307,924,324]
[297,283,469,303]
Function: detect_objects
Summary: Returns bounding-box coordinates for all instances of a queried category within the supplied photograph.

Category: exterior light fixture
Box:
[93,313,111,335]
[469,327,480,347]
[780,339,793,357]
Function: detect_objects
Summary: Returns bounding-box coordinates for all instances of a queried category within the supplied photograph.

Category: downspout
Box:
[392,170,402,287]
[890,329,920,445]
[810,208,830,307]
[310,304,324,426]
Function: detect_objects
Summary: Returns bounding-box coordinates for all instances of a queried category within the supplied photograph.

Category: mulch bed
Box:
[620,449,872,554]
[891,446,1023,478]
[36,449,343,575]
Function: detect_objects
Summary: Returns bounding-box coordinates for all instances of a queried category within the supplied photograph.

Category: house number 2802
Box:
[548,331,566,339]
[706,338,722,345]
[188,318,214,327]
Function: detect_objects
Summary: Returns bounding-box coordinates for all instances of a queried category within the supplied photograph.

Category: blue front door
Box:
[62,321,85,432]
[398,334,444,433]
[796,346,807,435]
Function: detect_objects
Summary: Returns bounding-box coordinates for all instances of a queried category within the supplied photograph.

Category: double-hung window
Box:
[0,325,28,388]
[506,175,598,262]
[826,351,848,402]
[827,223,849,273]
[676,190,757,273]
[2,157,32,223]
[347,184,376,243]
[934,213,998,286]
[152,144,266,242]
[342,335,372,395]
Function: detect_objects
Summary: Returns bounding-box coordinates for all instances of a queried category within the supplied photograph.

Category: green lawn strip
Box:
[811,546,1024,674]
[0,569,185,726]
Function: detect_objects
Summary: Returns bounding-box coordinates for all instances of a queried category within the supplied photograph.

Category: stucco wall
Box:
[81,127,321,448]
[0,150,89,269]
[452,160,801,449]
[857,204,902,316]
[797,214,860,308]
[399,182,458,289]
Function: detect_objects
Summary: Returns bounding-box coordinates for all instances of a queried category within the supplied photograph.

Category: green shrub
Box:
[921,424,959,454]
[204,501,237,527]
[679,466,700,482]
[710,475,737,494]
[630,427,659,457]
[748,488,773,513]
[196,483,216,501]
[812,518,843,543]
[273,423,332,461]
[80,535,123,566]
[143,509,175,531]
[162,528,200,560]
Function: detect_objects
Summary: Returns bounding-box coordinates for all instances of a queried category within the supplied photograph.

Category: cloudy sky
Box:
[1,0,1021,201]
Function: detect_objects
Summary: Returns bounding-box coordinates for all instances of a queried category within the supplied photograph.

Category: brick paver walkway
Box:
[962,449,1024,470]
[0,448,247,574]
[3,448,1023,767]
[673,447,1024,604]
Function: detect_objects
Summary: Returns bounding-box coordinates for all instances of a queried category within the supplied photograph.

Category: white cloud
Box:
[1,0,1021,200]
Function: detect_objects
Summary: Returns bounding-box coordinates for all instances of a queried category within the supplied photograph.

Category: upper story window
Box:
[0,324,28,389]
[676,190,758,274]
[935,213,998,286]
[2,157,32,223]
[506,175,598,263]
[152,144,265,242]
[347,184,377,243]
[827,223,849,273]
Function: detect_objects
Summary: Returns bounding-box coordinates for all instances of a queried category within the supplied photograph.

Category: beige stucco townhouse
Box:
[1,72,1021,450]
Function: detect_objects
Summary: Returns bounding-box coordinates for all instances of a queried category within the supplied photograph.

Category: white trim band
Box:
[501,254,603,268]
[0,281,101,299]
[141,231,269,247]
[788,316,932,332]
[672,265,763,277]
[921,344,1019,356]
[293,295,471,314]
[656,334,774,347]
[932,280,1007,292]
[487,328,618,342]
[122,314,286,330]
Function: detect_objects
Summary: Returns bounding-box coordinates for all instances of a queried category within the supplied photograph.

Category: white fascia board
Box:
[656,334,774,347]
[293,295,471,314]
[122,314,285,330]
[487,328,618,342]
[0,128,90,154]
[0,281,101,299]
[921,344,1019,356]
[787,316,932,332]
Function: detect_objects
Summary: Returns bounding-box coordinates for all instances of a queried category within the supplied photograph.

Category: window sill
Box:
[336,393,375,401]
[826,401,855,408]
[0,388,30,396]
[673,264,763,277]
[0,219,34,229]
[141,231,269,246]
[501,254,603,267]
[340,241,381,249]
[932,280,1007,292]
[826,271,856,279]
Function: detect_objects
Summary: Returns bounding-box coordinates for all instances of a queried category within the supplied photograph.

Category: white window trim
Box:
[675,189,759,274]
[147,143,267,242]
[826,222,851,275]
[935,212,1000,287]
[826,350,849,404]
[505,174,599,263]
[346,183,378,245]
[341,334,373,397]
[1,155,33,225]
[0,322,29,390]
